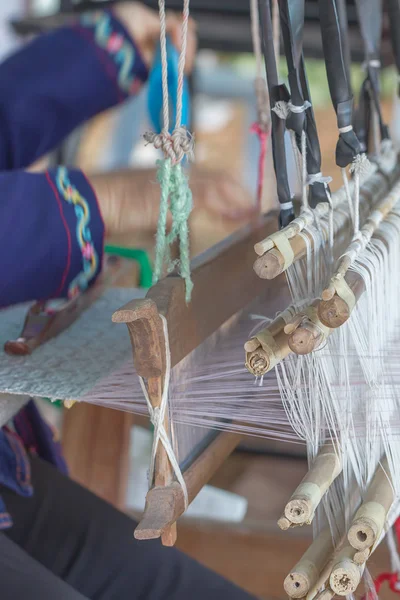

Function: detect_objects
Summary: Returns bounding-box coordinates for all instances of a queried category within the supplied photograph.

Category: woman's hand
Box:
[113,2,197,71]
[89,167,256,238]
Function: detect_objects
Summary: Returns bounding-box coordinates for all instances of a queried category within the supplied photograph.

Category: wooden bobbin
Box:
[318,271,365,328]
[329,546,361,596]
[287,322,325,355]
[253,234,303,280]
[285,304,330,356]
[283,444,342,525]
[347,457,394,551]
[284,529,334,599]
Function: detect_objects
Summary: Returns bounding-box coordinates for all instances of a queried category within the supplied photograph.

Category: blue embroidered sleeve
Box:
[0,168,104,308]
[0,9,148,170]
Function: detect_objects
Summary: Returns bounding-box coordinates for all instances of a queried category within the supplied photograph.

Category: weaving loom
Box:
[3,0,400,597]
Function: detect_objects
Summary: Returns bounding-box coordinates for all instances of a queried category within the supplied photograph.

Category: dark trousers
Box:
[0,457,256,599]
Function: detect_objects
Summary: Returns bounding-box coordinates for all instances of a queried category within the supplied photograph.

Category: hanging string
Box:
[250,0,270,212]
[138,315,189,510]
[145,0,194,302]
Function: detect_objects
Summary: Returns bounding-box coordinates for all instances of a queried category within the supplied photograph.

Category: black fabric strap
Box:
[386,0,400,93]
[318,0,361,167]
[279,0,329,208]
[354,0,389,150]
[259,0,295,227]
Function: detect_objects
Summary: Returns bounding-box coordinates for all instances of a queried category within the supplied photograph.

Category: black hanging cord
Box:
[318,0,362,167]
[258,0,295,227]
[386,0,400,95]
[279,0,330,209]
[354,0,390,153]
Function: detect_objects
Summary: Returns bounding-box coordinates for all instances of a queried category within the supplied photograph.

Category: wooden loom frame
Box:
[112,212,287,545]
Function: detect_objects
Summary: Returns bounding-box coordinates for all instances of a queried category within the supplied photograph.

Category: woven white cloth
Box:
[0,287,146,424]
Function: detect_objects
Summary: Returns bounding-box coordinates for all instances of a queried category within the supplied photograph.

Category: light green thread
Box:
[153,158,193,302]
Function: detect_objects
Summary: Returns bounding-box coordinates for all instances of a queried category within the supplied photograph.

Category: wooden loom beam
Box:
[113,214,285,543]
[253,160,400,280]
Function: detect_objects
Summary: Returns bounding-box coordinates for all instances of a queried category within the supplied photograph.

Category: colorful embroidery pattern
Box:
[56,168,98,298]
[80,11,143,96]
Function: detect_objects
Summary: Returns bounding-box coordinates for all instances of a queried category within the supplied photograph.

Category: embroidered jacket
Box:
[0,9,148,525]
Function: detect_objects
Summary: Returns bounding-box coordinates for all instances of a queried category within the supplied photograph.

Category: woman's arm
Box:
[0,168,104,307]
[0,9,148,171]
[0,165,254,308]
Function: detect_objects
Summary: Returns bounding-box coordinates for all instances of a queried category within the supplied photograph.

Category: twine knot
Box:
[350,153,371,177]
[272,100,311,120]
[144,126,195,164]
[306,172,332,187]
[150,405,161,428]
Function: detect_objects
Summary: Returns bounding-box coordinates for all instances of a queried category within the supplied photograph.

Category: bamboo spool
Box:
[347,457,394,551]
[244,314,290,376]
[329,546,362,596]
[282,444,342,526]
[284,528,334,598]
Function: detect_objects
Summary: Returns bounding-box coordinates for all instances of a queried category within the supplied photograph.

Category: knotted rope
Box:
[146,0,194,302]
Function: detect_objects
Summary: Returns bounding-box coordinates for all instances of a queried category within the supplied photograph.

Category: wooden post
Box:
[134,431,242,540]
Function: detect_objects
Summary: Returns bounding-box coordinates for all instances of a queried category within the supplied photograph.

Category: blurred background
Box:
[5,2,398,597]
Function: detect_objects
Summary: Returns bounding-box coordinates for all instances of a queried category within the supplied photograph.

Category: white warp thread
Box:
[139,315,188,510]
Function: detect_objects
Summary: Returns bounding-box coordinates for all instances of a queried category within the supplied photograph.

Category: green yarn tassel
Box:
[153,158,193,302]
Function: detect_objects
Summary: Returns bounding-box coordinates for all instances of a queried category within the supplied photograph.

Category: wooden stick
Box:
[347,457,394,551]
[329,546,362,596]
[282,444,342,526]
[134,431,242,540]
[313,588,335,600]
[284,528,334,598]
[148,377,177,546]
[353,548,370,565]
[254,161,400,279]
